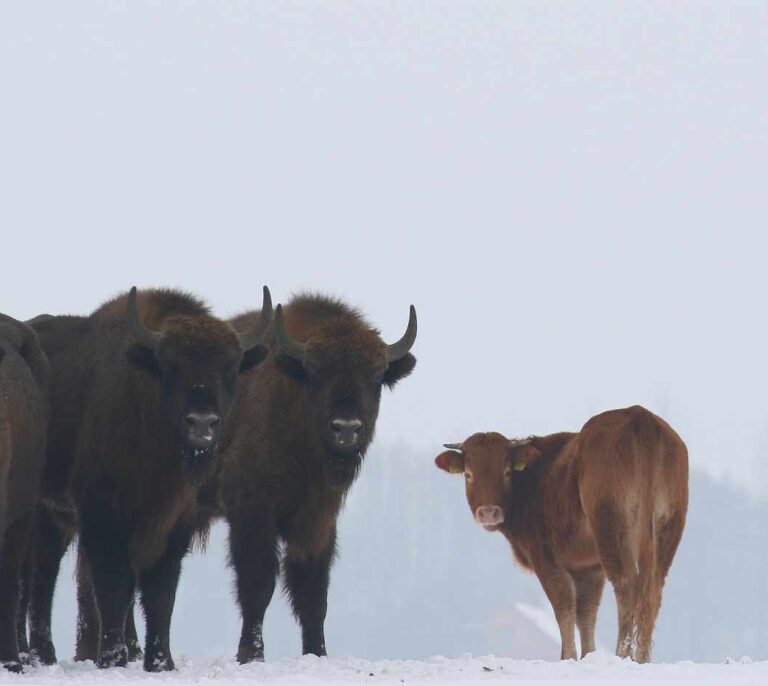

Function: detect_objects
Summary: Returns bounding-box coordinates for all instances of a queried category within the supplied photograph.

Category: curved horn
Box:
[443,443,464,451]
[126,287,161,351]
[237,286,273,352]
[386,305,417,362]
[273,304,306,362]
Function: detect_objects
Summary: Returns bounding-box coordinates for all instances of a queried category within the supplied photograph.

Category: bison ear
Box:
[126,343,161,377]
[239,345,269,374]
[275,353,309,383]
[383,353,416,389]
[511,445,542,472]
[435,450,465,474]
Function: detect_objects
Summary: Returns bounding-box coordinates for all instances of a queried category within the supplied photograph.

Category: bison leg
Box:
[16,541,31,664]
[75,541,143,664]
[228,514,278,664]
[535,561,578,660]
[137,521,193,672]
[0,513,33,672]
[79,496,135,669]
[74,545,100,662]
[283,530,336,657]
[572,566,605,658]
[125,600,142,662]
[28,502,74,665]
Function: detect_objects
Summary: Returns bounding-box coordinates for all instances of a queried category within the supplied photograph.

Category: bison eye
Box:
[464,472,473,482]
[504,467,513,480]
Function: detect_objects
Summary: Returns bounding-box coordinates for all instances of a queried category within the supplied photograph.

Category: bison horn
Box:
[443,443,464,451]
[386,305,417,362]
[237,286,273,352]
[274,304,306,362]
[126,287,161,351]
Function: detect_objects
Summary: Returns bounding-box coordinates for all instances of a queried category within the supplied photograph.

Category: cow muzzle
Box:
[475,505,504,529]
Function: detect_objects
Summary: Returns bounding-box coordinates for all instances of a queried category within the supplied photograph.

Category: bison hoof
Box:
[127,640,143,662]
[30,644,57,666]
[236,649,264,665]
[2,660,24,674]
[97,645,128,669]
[144,654,175,672]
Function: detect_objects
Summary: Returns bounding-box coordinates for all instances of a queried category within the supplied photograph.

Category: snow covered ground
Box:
[3,654,766,686]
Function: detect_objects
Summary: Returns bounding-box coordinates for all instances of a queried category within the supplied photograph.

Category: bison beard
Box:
[178,444,217,487]
[221,294,416,663]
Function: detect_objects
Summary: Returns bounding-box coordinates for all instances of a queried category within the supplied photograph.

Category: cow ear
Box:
[510,445,542,472]
[239,345,268,374]
[126,343,161,377]
[435,450,465,474]
[383,353,416,389]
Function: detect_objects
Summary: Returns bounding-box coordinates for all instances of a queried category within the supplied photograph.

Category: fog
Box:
[1,0,767,664]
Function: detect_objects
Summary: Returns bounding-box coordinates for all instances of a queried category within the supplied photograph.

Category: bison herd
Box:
[0,285,687,672]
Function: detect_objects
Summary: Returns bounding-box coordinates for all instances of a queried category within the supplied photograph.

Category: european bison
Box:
[435,405,688,663]
[21,312,142,666]
[220,294,417,662]
[26,287,272,671]
[0,315,47,672]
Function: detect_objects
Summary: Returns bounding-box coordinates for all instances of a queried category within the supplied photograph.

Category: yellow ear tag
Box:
[513,461,526,472]
[449,463,464,474]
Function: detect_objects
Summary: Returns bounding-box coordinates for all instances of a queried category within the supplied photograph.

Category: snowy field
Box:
[3,655,767,686]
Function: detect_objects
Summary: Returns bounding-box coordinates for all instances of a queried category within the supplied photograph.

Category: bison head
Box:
[435,433,541,531]
[125,286,272,483]
[273,302,416,484]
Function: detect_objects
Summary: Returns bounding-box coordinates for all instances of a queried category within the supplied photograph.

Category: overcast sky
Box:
[2,2,767,491]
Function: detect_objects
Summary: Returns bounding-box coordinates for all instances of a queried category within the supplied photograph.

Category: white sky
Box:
[2,2,767,491]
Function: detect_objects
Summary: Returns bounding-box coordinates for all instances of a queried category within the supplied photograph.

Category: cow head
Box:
[435,432,541,531]
[273,302,416,484]
[125,286,272,483]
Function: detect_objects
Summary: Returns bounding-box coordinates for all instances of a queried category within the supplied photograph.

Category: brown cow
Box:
[435,405,688,663]
[0,315,47,672]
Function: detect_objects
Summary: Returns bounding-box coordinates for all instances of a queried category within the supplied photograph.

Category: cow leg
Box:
[283,528,336,657]
[635,513,685,664]
[28,503,74,665]
[79,496,135,669]
[587,501,639,660]
[0,512,33,672]
[228,512,278,664]
[137,520,193,672]
[573,566,605,658]
[536,563,578,660]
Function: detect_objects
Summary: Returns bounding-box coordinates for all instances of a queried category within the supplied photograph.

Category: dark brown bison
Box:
[219,294,417,663]
[25,287,272,671]
[435,405,688,663]
[0,315,48,672]
[21,313,141,667]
